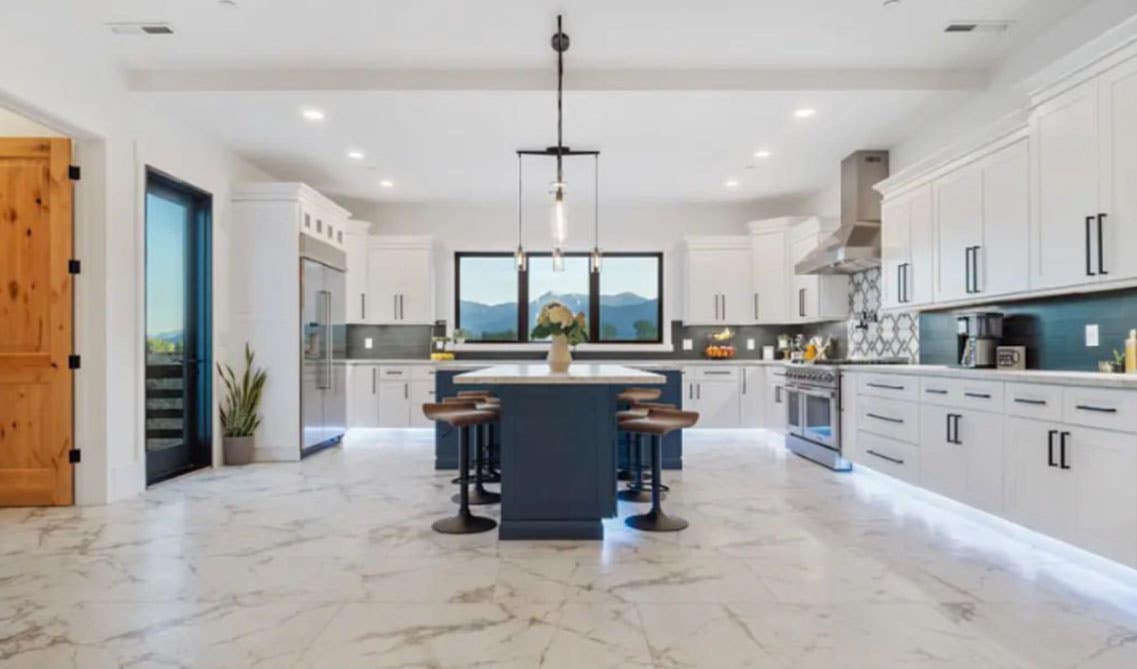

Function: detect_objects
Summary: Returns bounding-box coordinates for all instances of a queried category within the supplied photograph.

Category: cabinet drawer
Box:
[1004,383,1063,419]
[920,377,1003,412]
[412,366,437,381]
[857,431,920,484]
[857,373,918,401]
[858,396,920,444]
[691,366,740,381]
[1062,388,1137,433]
[379,365,413,380]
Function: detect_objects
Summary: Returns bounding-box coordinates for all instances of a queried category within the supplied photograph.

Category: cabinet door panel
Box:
[1071,426,1137,567]
[906,185,935,307]
[934,165,981,303]
[367,247,401,324]
[378,382,410,428]
[1003,418,1076,541]
[348,365,380,428]
[1031,80,1100,290]
[685,251,723,324]
[789,235,818,321]
[752,231,788,323]
[1100,56,1137,281]
[919,405,966,501]
[408,380,435,428]
[880,195,911,310]
[981,141,1031,297]
[740,367,765,428]
[721,247,754,325]
[695,381,740,427]
[959,410,1004,515]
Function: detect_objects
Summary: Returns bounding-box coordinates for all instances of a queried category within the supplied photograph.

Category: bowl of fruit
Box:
[704,328,736,359]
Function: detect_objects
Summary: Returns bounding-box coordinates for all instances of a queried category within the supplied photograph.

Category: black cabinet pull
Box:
[1047,429,1058,467]
[754,292,759,320]
[1060,431,1071,470]
[897,265,903,304]
[1098,213,1107,275]
[866,449,904,465]
[867,382,905,391]
[1086,216,1096,276]
[704,370,732,376]
[948,414,962,444]
[866,412,904,424]
[964,392,991,399]
[925,388,948,395]
[798,288,806,318]
[1014,398,1046,406]
[945,413,952,443]
[964,248,974,294]
[966,246,981,293]
[1075,404,1117,414]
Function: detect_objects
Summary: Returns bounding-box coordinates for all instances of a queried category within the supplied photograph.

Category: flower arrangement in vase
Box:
[531,301,588,373]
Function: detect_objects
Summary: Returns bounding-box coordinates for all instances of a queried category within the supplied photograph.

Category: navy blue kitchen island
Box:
[451,363,667,540]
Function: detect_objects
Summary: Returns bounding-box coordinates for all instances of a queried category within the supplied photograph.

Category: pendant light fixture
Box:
[516,15,600,273]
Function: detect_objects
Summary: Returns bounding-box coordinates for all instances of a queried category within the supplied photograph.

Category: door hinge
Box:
[69,449,81,463]
[68,165,81,181]
[68,354,81,369]
[68,259,81,275]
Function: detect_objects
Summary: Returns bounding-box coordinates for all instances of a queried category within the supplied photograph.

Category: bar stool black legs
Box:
[433,422,497,534]
[625,434,688,532]
[617,433,654,503]
[452,423,501,505]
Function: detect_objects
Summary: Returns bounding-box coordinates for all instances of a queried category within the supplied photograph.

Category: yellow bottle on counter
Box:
[1127,329,1137,374]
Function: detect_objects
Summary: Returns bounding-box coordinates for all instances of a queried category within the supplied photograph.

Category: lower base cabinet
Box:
[347,365,380,428]
[765,370,788,433]
[919,405,1004,515]
[1006,418,1137,566]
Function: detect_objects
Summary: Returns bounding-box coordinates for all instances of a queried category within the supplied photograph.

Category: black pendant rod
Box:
[553,14,567,184]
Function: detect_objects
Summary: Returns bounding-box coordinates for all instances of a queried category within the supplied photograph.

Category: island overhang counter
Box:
[454,363,665,540]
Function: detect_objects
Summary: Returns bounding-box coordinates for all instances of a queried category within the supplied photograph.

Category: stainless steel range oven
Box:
[784,365,848,471]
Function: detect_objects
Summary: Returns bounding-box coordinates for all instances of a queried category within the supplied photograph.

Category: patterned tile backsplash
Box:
[845,268,920,361]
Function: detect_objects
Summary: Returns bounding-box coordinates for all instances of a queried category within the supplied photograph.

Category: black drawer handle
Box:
[1014,398,1047,406]
[866,412,904,424]
[964,392,992,399]
[704,371,733,376]
[385,371,404,375]
[866,449,904,465]
[925,389,948,395]
[1075,404,1117,414]
[867,382,905,391]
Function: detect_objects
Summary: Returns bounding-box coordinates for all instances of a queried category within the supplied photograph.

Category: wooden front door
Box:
[0,137,73,506]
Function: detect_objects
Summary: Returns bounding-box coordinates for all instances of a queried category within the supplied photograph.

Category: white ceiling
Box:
[55,0,1097,203]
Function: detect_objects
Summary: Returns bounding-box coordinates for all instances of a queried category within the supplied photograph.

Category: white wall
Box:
[0,14,276,503]
[340,198,813,334]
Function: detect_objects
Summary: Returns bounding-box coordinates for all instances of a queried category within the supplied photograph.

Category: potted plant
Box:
[531,301,588,373]
[217,344,267,465]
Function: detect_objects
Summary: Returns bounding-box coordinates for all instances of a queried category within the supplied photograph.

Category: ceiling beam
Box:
[126,67,988,92]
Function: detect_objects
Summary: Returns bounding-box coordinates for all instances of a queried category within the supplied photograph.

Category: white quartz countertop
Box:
[345,358,788,368]
[840,363,1137,389]
[454,363,666,385]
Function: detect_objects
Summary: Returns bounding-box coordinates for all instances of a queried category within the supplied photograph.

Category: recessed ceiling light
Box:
[794,108,817,119]
[301,108,325,122]
[379,180,394,188]
[725,179,740,188]
[754,150,772,159]
[347,150,365,160]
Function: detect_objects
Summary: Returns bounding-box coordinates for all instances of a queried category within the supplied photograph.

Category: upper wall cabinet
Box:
[933,139,1030,303]
[881,184,934,310]
[1032,52,1137,290]
[684,236,753,325]
[366,236,435,325]
[344,220,372,323]
[787,218,849,323]
[750,221,790,324]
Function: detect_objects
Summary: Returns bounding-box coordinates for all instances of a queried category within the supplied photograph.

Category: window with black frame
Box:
[454,251,663,344]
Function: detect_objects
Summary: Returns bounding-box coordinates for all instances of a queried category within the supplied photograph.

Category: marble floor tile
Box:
[4,428,1137,668]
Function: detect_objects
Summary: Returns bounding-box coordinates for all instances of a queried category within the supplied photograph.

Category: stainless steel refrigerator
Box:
[300,253,346,457]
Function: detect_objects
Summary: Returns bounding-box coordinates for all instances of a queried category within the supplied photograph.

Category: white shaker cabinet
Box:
[764,367,788,434]
[684,366,741,427]
[919,404,1004,515]
[347,364,380,428]
[749,223,790,324]
[933,140,1030,303]
[344,220,372,323]
[1030,80,1101,290]
[1098,55,1137,282]
[881,185,934,309]
[787,218,849,322]
[684,237,753,325]
[367,237,435,325]
[740,366,766,428]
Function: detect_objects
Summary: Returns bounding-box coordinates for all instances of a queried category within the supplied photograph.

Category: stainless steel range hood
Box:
[795,150,889,275]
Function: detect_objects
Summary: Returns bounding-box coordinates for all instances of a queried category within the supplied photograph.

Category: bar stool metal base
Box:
[432,510,497,534]
[625,508,688,532]
[452,486,501,505]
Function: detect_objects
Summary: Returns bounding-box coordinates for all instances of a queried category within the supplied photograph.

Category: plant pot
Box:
[547,334,572,373]
[223,436,255,465]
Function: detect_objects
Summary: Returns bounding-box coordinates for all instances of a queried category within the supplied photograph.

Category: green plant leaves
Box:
[217,343,267,438]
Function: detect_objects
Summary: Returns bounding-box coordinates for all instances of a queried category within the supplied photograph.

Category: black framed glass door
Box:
[144,169,212,484]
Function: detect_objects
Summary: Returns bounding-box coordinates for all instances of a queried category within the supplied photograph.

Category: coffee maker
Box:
[958,312,1004,368]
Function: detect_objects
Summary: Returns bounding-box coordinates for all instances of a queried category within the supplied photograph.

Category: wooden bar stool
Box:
[442,396,500,504]
[616,388,662,481]
[617,401,674,502]
[618,407,699,532]
[422,402,499,534]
